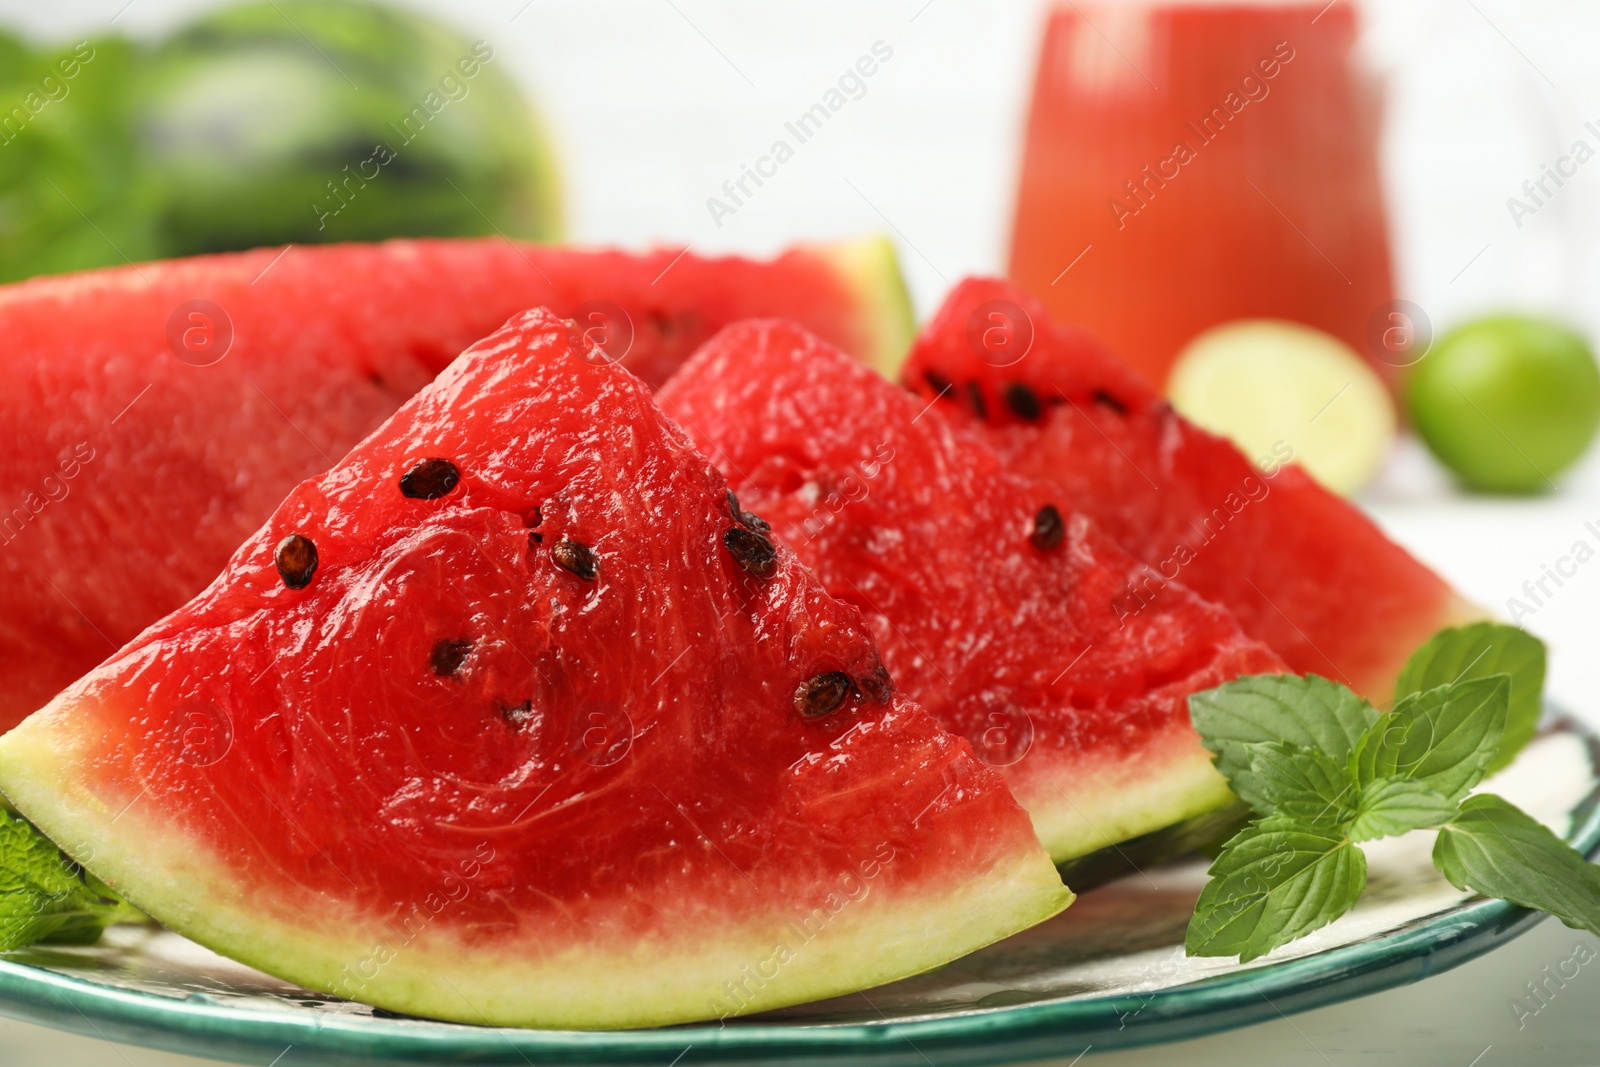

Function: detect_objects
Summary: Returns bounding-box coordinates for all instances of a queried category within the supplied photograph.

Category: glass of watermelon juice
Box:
[1008,0,1394,387]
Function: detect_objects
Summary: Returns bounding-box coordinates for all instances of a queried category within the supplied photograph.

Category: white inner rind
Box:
[0,696,1073,1030]
[1010,723,1235,863]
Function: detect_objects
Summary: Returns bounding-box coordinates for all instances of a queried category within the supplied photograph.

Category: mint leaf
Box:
[0,810,136,951]
[1245,742,1355,825]
[1396,623,1546,772]
[1185,656,1583,966]
[1433,794,1600,938]
[1348,779,1457,842]
[1189,675,1377,814]
[1350,675,1509,802]
[1186,818,1366,962]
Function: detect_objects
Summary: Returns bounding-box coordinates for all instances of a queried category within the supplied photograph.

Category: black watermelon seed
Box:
[1092,389,1129,415]
[400,457,460,500]
[1003,382,1042,421]
[925,370,954,398]
[965,380,988,420]
[1031,504,1065,551]
[274,534,319,589]
[724,526,777,578]
[795,671,854,718]
[726,489,771,534]
[552,539,599,580]
[650,311,679,338]
[739,504,771,533]
[856,663,893,704]
[430,638,473,677]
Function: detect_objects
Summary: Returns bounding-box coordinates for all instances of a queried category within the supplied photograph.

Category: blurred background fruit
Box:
[1168,320,1397,496]
[0,34,161,283]
[0,0,560,282]
[135,0,559,254]
[1406,315,1600,494]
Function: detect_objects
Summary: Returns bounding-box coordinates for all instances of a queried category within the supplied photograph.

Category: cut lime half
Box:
[1168,320,1396,495]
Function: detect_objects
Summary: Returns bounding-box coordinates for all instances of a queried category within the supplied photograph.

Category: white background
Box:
[3,1,1600,1063]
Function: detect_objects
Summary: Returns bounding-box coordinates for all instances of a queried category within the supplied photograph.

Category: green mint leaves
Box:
[1434,795,1600,935]
[0,809,139,951]
[1395,621,1545,773]
[1349,675,1507,802]
[1188,674,1375,814]
[1348,779,1455,843]
[1185,818,1366,961]
[1243,743,1352,826]
[1187,622,1600,962]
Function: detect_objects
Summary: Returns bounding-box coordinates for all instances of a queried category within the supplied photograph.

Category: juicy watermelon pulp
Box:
[0,236,912,729]
[902,279,1481,699]
[0,307,1067,1029]
[660,321,1286,861]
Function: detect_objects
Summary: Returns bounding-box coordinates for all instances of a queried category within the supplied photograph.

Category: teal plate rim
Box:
[0,720,1595,1067]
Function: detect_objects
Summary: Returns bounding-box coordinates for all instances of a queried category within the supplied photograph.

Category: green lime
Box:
[1406,315,1600,493]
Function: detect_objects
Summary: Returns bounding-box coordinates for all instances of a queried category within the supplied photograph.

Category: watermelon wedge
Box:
[660,321,1285,861]
[902,279,1482,698]
[0,307,1067,1029]
[0,236,911,729]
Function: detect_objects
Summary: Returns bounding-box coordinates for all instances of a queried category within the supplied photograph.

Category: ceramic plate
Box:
[0,720,1594,1067]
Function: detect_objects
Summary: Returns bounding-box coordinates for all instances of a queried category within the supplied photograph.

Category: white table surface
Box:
[2,0,1599,1061]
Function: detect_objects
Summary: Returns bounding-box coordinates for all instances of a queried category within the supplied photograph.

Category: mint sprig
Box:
[1187,623,1600,961]
[0,809,140,951]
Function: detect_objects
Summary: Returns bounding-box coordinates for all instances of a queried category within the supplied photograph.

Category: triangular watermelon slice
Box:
[660,321,1285,862]
[0,236,911,729]
[901,279,1482,698]
[0,308,1067,1029]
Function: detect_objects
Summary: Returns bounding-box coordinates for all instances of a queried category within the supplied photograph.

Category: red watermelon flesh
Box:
[660,321,1286,861]
[901,279,1481,698]
[0,236,911,729]
[0,307,1067,1029]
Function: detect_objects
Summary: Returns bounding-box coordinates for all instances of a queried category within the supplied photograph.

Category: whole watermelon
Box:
[133,0,561,253]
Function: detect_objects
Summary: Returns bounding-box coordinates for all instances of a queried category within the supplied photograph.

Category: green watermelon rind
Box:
[809,235,915,379]
[0,692,1072,1030]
